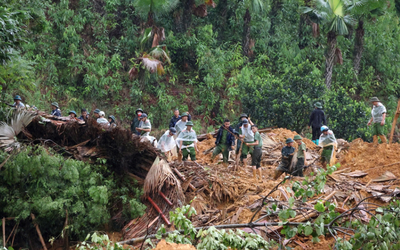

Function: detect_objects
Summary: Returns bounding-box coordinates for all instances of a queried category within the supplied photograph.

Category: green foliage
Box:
[0,146,145,241]
[240,60,325,132]
[146,205,275,249]
[302,0,355,35]
[335,200,400,249]
[76,232,129,250]
[0,7,29,64]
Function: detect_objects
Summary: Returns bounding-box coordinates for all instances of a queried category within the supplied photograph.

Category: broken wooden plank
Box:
[231,207,244,224]
[372,171,397,182]
[341,170,368,178]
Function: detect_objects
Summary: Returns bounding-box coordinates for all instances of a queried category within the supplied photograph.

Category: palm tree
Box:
[133,0,179,27]
[302,0,355,88]
[242,0,266,57]
[348,0,386,75]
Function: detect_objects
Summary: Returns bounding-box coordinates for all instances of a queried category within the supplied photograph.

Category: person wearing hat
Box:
[97,111,109,126]
[12,95,25,109]
[319,125,337,167]
[79,108,89,121]
[108,115,117,128]
[211,119,235,166]
[157,127,177,156]
[308,102,326,145]
[174,112,190,135]
[137,113,151,136]
[244,125,263,182]
[68,110,77,119]
[273,138,296,180]
[51,102,62,117]
[293,135,307,177]
[176,121,198,161]
[367,97,387,144]
[93,109,101,119]
[238,118,255,166]
[169,109,193,128]
[235,113,249,155]
[131,108,143,135]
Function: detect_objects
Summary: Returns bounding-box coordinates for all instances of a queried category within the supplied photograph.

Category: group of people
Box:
[10,94,389,180]
[11,95,118,127]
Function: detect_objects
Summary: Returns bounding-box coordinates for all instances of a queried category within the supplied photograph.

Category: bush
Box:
[0,146,145,243]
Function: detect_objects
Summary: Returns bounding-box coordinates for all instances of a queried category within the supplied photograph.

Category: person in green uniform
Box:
[238,119,254,166]
[273,138,295,180]
[319,125,337,167]
[367,97,387,144]
[245,125,263,181]
[177,121,198,161]
[212,119,235,166]
[293,135,307,177]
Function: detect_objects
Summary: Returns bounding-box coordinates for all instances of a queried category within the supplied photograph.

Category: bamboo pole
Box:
[2,217,5,248]
[389,100,400,144]
[31,213,48,250]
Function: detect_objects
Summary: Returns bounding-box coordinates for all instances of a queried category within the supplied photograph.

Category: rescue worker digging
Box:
[274,138,295,180]
[244,125,263,182]
[367,97,387,144]
[319,125,337,167]
[176,121,198,161]
[211,119,235,167]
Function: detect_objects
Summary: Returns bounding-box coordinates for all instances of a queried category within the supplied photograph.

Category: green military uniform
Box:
[176,121,197,161]
[212,129,229,163]
[371,101,386,136]
[251,132,263,169]
[293,140,306,177]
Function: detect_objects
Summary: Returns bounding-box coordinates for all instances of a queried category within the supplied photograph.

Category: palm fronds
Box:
[302,0,355,35]
[144,157,184,203]
[148,46,171,64]
[0,109,36,147]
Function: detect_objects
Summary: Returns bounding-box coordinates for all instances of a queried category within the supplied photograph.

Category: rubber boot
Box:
[312,140,316,145]
[253,169,257,181]
[316,139,319,145]
[379,135,387,144]
[273,169,283,180]
[373,135,379,145]
[258,169,263,183]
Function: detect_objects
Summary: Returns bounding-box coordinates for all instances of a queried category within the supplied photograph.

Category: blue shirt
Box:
[51,109,62,117]
[169,114,192,128]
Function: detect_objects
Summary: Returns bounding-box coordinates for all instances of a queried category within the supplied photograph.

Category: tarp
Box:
[176,129,197,149]
[157,130,176,153]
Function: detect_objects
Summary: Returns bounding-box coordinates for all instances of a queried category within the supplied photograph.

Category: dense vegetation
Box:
[1,0,400,140]
[0,146,145,247]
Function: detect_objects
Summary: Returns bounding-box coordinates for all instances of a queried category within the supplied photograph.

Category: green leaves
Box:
[314,201,326,212]
[0,146,145,241]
